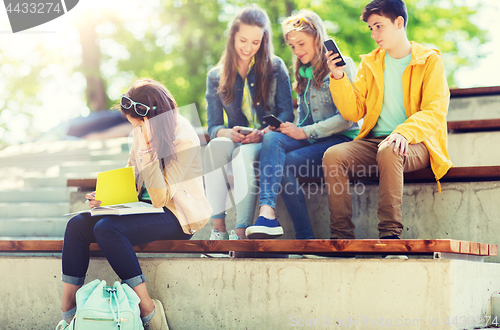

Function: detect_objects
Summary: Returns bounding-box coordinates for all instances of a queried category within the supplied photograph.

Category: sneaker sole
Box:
[246,226,284,239]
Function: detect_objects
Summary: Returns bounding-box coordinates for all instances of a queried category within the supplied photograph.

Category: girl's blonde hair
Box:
[282,10,330,94]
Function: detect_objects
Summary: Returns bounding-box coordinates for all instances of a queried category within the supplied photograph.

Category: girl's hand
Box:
[261,125,275,134]
[241,129,263,144]
[85,191,101,209]
[230,126,246,143]
[326,51,346,80]
[135,117,152,151]
[378,133,409,156]
[277,122,307,140]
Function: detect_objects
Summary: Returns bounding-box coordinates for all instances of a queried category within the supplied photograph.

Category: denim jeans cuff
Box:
[259,201,276,210]
[62,273,85,286]
[211,212,226,219]
[122,274,146,288]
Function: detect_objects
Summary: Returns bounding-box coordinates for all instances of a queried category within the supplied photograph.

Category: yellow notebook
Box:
[94,167,139,207]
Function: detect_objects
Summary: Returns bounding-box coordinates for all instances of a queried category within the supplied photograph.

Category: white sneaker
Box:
[55,320,69,330]
[202,229,230,258]
[209,229,228,240]
[228,230,240,240]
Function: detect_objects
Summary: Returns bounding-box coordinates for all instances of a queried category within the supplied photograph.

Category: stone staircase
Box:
[0,92,499,242]
[0,137,131,239]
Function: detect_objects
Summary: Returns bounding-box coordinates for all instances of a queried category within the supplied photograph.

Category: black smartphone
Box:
[324,39,346,67]
[262,115,283,128]
[239,127,254,135]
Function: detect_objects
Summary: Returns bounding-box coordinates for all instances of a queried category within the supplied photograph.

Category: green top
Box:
[371,52,412,137]
[239,57,259,129]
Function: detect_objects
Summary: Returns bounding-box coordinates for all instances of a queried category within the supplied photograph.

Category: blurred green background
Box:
[0,0,492,145]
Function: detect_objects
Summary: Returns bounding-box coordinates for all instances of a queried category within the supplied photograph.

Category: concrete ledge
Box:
[1,257,500,329]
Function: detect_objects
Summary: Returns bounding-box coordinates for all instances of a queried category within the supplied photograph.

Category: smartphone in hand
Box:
[324,39,346,67]
[239,127,254,135]
[262,115,283,128]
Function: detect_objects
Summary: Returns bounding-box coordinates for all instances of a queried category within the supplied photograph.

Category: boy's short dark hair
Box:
[361,0,408,28]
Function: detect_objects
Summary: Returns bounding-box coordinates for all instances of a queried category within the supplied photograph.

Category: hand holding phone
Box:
[239,127,254,136]
[324,39,346,67]
[262,115,283,129]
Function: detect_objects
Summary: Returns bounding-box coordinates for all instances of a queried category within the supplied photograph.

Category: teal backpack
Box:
[71,279,144,330]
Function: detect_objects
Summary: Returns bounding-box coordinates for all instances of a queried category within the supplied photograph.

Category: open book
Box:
[65,167,164,217]
[65,201,164,217]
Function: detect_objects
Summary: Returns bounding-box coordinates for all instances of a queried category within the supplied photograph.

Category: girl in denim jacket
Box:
[245,10,360,239]
[204,5,294,240]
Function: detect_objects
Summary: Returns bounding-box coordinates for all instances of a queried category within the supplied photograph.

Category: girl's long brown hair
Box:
[120,78,178,169]
[217,5,274,110]
[282,10,330,95]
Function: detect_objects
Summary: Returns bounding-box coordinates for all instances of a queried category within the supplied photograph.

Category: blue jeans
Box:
[62,208,191,288]
[259,132,352,239]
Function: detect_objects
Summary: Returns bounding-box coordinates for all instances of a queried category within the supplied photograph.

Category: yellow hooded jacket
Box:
[329,41,453,189]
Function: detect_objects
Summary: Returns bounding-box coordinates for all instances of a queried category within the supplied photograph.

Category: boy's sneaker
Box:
[380,235,408,259]
[245,216,284,239]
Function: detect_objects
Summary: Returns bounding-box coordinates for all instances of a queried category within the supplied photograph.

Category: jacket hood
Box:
[360,41,441,69]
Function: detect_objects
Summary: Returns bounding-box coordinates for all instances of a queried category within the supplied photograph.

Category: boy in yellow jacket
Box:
[322,0,452,239]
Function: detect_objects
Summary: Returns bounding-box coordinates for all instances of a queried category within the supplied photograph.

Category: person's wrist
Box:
[333,72,344,80]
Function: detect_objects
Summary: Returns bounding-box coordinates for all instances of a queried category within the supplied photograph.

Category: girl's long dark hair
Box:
[282,10,330,95]
[217,5,274,110]
[120,78,178,169]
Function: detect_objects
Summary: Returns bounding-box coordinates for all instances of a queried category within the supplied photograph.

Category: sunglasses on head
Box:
[290,17,316,30]
[120,94,156,117]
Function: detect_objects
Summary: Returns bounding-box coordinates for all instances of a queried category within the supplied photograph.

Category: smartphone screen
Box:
[262,115,282,128]
[239,127,253,135]
[324,39,346,67]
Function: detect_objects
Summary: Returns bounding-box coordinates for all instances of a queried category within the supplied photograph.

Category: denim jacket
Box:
[298,56,361,142]
[206,56,295,139]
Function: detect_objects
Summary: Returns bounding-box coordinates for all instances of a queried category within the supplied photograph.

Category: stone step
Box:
[23,177,68,188]
[0,218,67,237]
[0,187,76,203]
[448,131,500,167]
[59,160,125,175]
[448,94,500,121]
[90,148,130,162]
[0,202,69,218]
[3,257,500,329]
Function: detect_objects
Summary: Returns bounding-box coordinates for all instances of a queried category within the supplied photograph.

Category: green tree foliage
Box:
[96,0,487,124]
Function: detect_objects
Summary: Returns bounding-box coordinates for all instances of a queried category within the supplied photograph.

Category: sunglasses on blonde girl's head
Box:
[290,17,316,30]
[120,94,156,117]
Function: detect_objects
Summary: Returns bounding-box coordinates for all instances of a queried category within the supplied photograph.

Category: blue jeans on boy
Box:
[259,131,351,239]
[62,208,191,288]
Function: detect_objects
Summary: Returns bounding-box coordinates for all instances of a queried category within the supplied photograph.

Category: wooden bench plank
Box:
[447,119,500,133]
[479,243,489,256]
[67,178,97,189]
[489,244,498,256]
[0,239,494,256]
[449,86,500,98]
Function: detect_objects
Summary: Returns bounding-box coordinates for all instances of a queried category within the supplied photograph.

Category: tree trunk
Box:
[77,12,108,111]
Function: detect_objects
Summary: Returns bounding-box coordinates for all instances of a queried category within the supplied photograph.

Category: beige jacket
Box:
[127,113,211,234]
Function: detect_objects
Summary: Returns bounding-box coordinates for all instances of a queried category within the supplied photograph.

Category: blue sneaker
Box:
[245,216,284,239]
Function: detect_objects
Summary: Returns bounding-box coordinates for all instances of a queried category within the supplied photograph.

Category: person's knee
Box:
[262,131,282,145]
[233,144,260,163]
[205,137,234,158]
[93,218,114,241]
[323,144,347,166]
[376,143,402,164]
[65,215,89,236]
